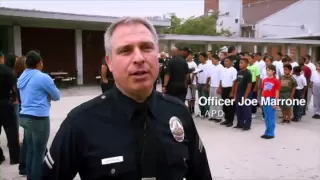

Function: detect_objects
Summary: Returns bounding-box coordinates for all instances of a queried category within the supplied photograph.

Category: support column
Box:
[281,45,288,55]
[296,46,301,60]
[206,44,212,51]
[8,25,22,56]
[169,41,176,50]
[253,45,258,53]
[75,29,83,85]
[7,27,14,54]
[286,45,291,56]
[309,46,317,63]
[262,45,268,55]
[307,45,313,57]
[236,44,242,53]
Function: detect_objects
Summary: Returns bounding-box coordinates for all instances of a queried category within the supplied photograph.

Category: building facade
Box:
[0,7,170,84]
[204,0,320,60]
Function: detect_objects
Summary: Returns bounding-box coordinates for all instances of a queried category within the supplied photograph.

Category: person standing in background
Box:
[273,52,284,77]
[101,58,114,93]
[304,54,316,110]
[234,58,252,131]
[186,53,197,114]
[18,50,61,180]
[298,57,311,115]
[310,62,320,119]
[220,57,237,127]
[196,52,211,118]
[261,65,281,139]
[291,66,307,122]
[159,52,170,88]
[305,55,316,72]
[246,53,260,119]
[14,56,28,175]
[227,46,241,71]
[0,52,20,165]
[279,64,297,124]
[162,47,189,102]
[206,54,224,122]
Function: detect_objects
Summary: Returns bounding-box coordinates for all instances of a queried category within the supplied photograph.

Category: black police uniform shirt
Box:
[221,55,241,71]
[236,69,252,94]
[166,56,189,89]
[0,64,17,101]
[42,87,212,180]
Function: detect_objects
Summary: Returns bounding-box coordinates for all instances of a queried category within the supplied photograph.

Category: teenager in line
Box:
[246,53,260,119]
[279,64,297,124]
[292,66,307,122]
[206,54,224,122]
[220,57,237,127]
[261,65,281,139]
[310,62,320,119]
[233,58,252,131]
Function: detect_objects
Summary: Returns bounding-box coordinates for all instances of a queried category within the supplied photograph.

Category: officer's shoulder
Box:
[157,92,189,112]
[66,91,113,121]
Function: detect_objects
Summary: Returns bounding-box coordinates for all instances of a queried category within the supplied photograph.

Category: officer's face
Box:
[107,23,159,94]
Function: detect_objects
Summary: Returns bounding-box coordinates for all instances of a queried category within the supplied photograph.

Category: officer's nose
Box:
[132,48,145,65]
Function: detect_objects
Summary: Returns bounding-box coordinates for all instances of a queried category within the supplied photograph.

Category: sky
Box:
[0,0,204,18]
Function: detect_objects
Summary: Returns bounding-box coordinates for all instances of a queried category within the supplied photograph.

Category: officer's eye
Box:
[140,42,154,51]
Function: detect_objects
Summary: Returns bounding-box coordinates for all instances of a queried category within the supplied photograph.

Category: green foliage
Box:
[161,13,232,52]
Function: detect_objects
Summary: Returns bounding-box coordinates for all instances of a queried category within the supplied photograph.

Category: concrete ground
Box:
[1,85,320,180]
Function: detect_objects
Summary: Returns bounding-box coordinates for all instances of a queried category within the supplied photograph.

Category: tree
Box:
[161,13,232,52]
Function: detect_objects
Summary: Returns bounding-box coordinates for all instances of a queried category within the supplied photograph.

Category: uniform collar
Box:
[110,86,157,120]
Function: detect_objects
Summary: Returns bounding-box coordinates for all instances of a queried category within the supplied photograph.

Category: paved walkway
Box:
[1,86,320,180]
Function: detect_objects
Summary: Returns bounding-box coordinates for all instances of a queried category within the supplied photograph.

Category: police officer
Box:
[101,58,114,93]
[162,47,190,103]
[42,17,212,180]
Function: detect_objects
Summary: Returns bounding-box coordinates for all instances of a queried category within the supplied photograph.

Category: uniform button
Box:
[110,168,116,174]
[101,95,106,99]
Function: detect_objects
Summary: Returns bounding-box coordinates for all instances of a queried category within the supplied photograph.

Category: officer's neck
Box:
[116,83,152,103]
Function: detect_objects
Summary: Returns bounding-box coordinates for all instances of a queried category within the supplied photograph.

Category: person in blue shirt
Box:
[18,50,60,180]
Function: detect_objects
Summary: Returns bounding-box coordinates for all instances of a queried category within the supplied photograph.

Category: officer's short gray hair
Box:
[104,17,159,58]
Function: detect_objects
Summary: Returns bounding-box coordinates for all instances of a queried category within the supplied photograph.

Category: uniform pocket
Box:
[86,154,136,178]
[166,144,189,167]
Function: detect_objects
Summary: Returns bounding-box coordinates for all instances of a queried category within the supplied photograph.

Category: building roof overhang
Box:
[158,34,320,46]
[0,7,171,28]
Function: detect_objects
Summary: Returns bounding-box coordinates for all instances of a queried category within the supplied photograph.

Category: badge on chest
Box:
[169,116,185,142]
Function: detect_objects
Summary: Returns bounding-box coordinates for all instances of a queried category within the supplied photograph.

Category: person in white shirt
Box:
[273,52,284,77]
[206,54,224,122]
[261,56,280,80]
[186,53,198,114]
[207,51,213,65]
[289,56,299,70]
[196,52,211,118]
[254,53,265,109]
[255,53,266,74]
[305,54,316,110]
[220,57,237,127]
[292,66,307,122]
[310,62,320,119]
[305,54,316,72]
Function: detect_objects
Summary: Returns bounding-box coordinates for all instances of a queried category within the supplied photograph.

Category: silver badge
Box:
[169,116,185,142]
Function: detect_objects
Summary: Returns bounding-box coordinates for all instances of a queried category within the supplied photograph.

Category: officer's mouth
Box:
[130,70,149,77]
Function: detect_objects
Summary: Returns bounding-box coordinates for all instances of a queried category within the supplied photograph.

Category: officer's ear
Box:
[105,56,112,72]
